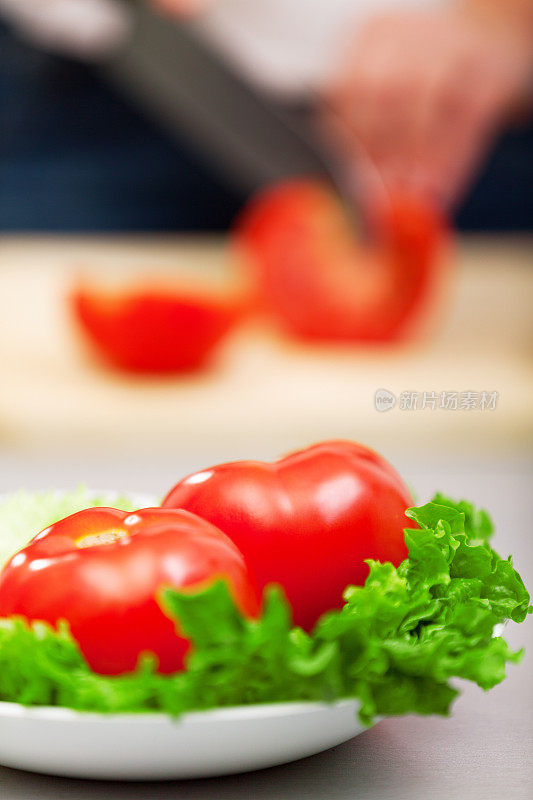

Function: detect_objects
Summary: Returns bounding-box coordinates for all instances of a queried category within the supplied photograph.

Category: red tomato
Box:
[0,507,258,675]
[163,440,412,629]
[233,179,449,342]
[71,281,247,373]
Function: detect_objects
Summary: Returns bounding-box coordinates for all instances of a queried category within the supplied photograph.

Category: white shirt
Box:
[194,0,442,96]
[0,0,130,58]
[2,0,441,93]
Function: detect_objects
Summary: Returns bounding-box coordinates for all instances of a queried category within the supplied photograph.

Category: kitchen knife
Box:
[101,0,352,198]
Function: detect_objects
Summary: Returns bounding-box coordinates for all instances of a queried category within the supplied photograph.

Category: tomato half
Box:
[0,507,259,674]
[163,440,412,629]
[71,280,247,373]
[233,179,449,342]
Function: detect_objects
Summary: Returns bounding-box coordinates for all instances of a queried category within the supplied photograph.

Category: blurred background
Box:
[1,7,532,793]
[0,0,532,518]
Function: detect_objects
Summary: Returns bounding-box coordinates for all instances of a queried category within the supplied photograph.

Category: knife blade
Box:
[100,1,349,197]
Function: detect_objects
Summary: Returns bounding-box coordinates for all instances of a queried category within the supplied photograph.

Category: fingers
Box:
[324,15,442,200]
[426,85,503,206]
[321,9,521,208]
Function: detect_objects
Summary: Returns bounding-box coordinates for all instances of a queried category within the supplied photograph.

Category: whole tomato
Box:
[233,179,449,342]
[163,440,412,629]
[0,507,259,675]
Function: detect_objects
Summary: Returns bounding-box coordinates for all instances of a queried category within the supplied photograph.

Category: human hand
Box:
[322,6,533,208]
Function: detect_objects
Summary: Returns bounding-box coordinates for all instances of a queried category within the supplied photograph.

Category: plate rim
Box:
[0,697,361,725]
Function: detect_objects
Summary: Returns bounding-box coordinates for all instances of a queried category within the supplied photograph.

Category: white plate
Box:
[0,699,368,780]
[0,490,368,779]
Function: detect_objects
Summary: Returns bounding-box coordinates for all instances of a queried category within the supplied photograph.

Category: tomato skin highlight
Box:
[233,179,449,342]
[71,283,246,374]
[0,507,258,675]
[163,440,413,630]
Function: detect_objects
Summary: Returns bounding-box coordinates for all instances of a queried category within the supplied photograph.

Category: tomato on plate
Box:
[233,179,449,342]
[0,507,259,675]
[71,280,248,374]
[163,440,413,629]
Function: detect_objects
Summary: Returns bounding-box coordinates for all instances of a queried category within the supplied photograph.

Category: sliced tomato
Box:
[233,179,450,342]
[71,279,248,374]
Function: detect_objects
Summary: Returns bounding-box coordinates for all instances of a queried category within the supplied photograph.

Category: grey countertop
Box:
[0,451,531,799]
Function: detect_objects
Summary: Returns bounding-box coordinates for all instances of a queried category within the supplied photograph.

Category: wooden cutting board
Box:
[0,235,532,455]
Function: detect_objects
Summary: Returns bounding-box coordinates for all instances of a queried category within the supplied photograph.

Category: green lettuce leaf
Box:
[0,491,530,724]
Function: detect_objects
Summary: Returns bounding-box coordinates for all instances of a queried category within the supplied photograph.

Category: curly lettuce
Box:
[0,492,529,724]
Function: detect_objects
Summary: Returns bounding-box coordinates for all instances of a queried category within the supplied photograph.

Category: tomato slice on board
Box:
[71,279,249,374]
[233,179,450,342]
